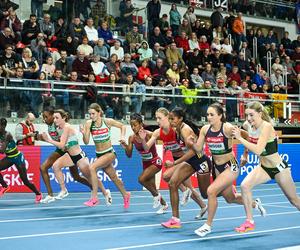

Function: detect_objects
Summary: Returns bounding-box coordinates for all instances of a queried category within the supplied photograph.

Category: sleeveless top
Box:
[247,125,277,156]
[90,119,111,144]
[159,127,182,153]
[0,133,20,158]
[133,135,158,161]
[65,132,79,150]
[205,123,232,155]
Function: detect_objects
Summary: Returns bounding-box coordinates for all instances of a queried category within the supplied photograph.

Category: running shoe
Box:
[235,220,255,233]
[180,188,192,206]
[153,193,161,209]
[161,217,181,229]
[55,190,69,200]
[194,223,212,237]
[40,195,56,204]
[0,186,10,197]
[195,205,208,220]
[35,194,43,204]
[84,197,99,207]
[124,192,131,209]
[105,189,112,206]
[156,203,168,215]
[255,198,267,217]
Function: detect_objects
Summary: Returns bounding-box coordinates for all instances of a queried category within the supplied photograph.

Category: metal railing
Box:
[0,77,299,124]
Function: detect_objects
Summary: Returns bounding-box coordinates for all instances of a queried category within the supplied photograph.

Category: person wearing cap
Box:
[15,112,37,146]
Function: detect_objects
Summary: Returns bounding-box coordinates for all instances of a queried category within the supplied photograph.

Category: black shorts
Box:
[186,154,212,174]
[96,149,116,158]
[213,157,239,174]
[55,147,65,156]
[261,161,289,179]
[68,151,86,165]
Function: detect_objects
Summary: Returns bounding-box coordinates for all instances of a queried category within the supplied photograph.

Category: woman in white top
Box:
[110,40,124,61]
[188,32,200,52]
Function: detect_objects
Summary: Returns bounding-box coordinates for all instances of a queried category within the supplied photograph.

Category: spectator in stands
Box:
[137,40,152,62]
[106,54,120,76]
[199,48,212,69]
[169,3,181,37]
[0,10,22,42]
[122,73,145,115]
[0,44,20,77]
[282,56,296,77]
[90,0,106,27]
[21,47,40,79]
[270,68,286,91]
[290,46,300,62]
[67,70,83,118]
[151,58,167,85]
[165,42,185,67]
[125,25,142,52]
[61,36,77,57]
[225,11,235,35]
[153,76,171,111]
[226,80,239,121]
[211,49,223,71]
[119,0,135,34]
[216,66,228,84]
[110,40,124,61]
[281,31,292,52]
[32,38,50,66]
[190,67,204,88]
[175,31,190,54]
[240,41,252,62]
[52,17,66,49]
[213,26,225,42]
[30,32,45,51]
[188,32,200,52]
[232,12,245,52]
[227,65,242,85]
[198,80,214,118]
[183,6,196,26]
[41,56,55,79]
[84,18,98,46]
[252,69,267,89]
[91,55,110,82]
[152,42,166,63]
[210,6,224,30]
[178,19,192,38]
[201,63,216,87]
[199,21,213,44]
[137,59,151,82]
[98,21,113,45]
[291,36,300,50]
[69,17,87,46]
[149,26,166,49]
[6,66,23,113]
[192,19,202,37]
[255,28,265,48]
[265,29,278,46]
[211,37,221,52]
[159,14,170,35]
[31,0,43,19]
[39,14,55,44]
[55,50,72,80]
[50,69,69,109]
[21,14,40,45]
[94,38,109,62]
[72,50,93,81]
[237,51,253,79]
[199,35,210,51]
[164,28,174,45]
[147,0,161,32]
[0,27,17,51]
[120,53,138,80]
[77,36,93,57]
[272,56,284,73]
[166,62,180,84]
[15,112,37,146]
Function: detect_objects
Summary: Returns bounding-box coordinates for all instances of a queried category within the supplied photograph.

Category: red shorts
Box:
[142,156,163,170]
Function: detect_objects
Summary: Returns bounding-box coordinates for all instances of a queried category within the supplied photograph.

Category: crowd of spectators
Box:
[0,0,299,121]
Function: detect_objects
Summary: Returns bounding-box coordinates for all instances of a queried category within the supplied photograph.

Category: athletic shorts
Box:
[96,149,116,158]
[261,161,289,179]
[6,152,25,166]
[68,151,86,165]
[142,156,162,170]
[213,157,239,174]
[55,147,65,156]
[187,154,212,174]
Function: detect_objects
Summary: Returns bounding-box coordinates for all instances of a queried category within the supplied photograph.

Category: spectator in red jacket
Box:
[137,59,151,82]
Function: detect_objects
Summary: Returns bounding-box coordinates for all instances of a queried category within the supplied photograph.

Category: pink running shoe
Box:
[235,220,255,233]
[84,198,100,207]
[0,186,10,197]
[161,217,181,229]
[124,192,131,209]
[35,194,43,204]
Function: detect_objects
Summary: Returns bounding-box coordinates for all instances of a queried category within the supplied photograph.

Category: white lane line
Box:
[274,245,300,250]
[0,200,295,223]
[264,204,296,209]
[104,225,300,250]
[0,191,297,210]
[0,211,298,240]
